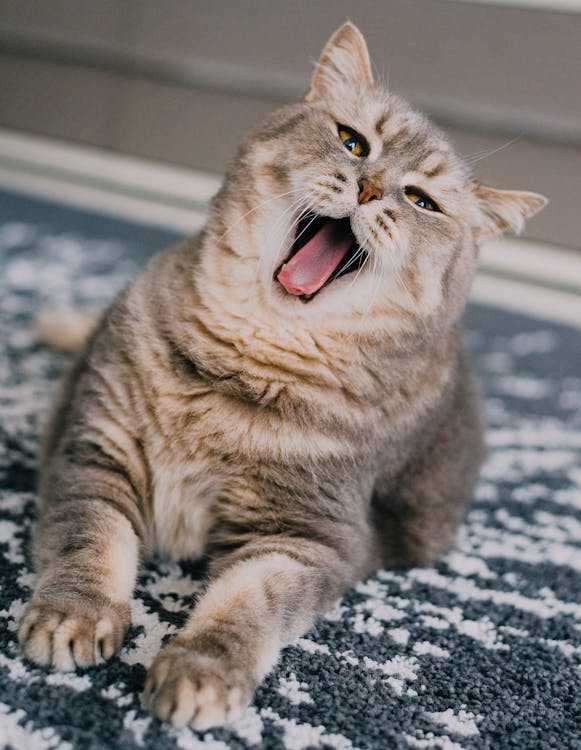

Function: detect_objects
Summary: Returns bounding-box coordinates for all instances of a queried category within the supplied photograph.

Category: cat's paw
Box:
[18,599,130,671]
[143,644,254,730]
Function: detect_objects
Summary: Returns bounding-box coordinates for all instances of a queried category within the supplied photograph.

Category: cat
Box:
[18,22,546,730]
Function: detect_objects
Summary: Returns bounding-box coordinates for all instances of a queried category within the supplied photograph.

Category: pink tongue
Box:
[277,220,353,296]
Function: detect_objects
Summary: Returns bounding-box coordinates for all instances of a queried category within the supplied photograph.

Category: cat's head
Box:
[210,23,546,336]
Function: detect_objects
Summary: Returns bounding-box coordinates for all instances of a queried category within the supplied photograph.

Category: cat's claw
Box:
[144,645,254,730]
[18,600,129,670]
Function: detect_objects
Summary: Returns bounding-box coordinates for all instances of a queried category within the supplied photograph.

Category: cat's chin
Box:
[274,212,367,303]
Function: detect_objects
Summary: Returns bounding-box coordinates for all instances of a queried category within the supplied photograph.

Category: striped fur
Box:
[19,22,546,730]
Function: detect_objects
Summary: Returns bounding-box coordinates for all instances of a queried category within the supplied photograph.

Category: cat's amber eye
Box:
[405,187,441,213]
[337,125,369,158]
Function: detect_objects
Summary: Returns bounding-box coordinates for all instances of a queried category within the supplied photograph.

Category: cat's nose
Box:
[357,178,383,204]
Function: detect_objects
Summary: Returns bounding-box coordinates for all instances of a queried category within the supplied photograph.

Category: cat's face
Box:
[214,23,546,334]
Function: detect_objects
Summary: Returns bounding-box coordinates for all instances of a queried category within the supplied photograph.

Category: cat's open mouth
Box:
[275,212,366,301]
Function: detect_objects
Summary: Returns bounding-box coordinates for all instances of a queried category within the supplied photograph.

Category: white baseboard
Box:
[1,127,579,328]
[471,274,581,327]
[0,127,218,234]
[0,165,207,235]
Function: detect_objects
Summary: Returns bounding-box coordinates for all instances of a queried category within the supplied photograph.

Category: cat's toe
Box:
[19,600,129,670]
[18,605,62,668]
[144,646,253,730]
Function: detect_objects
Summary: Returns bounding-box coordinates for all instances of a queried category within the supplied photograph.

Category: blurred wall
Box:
[1,0,580,248]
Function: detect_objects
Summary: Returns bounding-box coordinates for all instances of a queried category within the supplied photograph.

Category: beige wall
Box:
[1,0,580,247]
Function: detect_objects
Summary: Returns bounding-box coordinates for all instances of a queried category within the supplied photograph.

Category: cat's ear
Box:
[473,184,548,242]
[305,22,374,103]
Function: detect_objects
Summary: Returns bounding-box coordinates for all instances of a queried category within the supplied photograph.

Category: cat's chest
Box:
[148,454,220,560]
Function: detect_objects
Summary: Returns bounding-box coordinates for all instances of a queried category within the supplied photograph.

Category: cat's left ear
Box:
[473,184,548,242]
[305,22,374,103]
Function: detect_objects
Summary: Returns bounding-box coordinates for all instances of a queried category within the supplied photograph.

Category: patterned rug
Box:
[0,189,579,750]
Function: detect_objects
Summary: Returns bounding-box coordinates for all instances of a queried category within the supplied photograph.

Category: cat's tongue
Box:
[277,219,353,296]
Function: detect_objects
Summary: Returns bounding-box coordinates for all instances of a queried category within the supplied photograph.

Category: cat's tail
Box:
[36,307,102,353]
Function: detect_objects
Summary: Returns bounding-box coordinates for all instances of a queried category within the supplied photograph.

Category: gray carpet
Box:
[0,189,579,750]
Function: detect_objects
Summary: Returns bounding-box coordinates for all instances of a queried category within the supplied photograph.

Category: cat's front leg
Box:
[19,497,140,670]
[144,537,359,729]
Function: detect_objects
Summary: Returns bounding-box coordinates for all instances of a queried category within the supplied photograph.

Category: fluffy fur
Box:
[19,23,546,730]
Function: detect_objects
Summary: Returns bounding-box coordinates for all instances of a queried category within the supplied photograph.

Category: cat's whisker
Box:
[268,195,313,265]
[369,237,390,313]
[261,197,304,267]
[343,248,373,345]
[261,195,316,300]
[279,201,319,261]
[463,134,523,165]
[271,197,318,277]
[385,246,407,290]
[381,244,412,307]
[345,246,370,289]
[218,187,305,245]
[369,254,385,315]
[360,256,378,321]
[258,193,308,276]
[353,225,384,320]
[361,216,406,299]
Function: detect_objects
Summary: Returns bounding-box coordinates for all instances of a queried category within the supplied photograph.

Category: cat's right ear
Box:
[304,22,374,103]
[473,184,548,243]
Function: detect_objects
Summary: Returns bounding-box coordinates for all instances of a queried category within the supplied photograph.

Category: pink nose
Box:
[357,178,383,204]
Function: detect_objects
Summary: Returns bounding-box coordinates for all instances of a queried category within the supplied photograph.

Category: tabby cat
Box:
[19,22,546,730]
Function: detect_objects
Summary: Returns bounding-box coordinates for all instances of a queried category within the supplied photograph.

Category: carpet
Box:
[0,189,579,750]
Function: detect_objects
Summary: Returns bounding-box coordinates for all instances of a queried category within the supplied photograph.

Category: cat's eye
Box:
[405,187,441,213]
[337,125,369,158]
